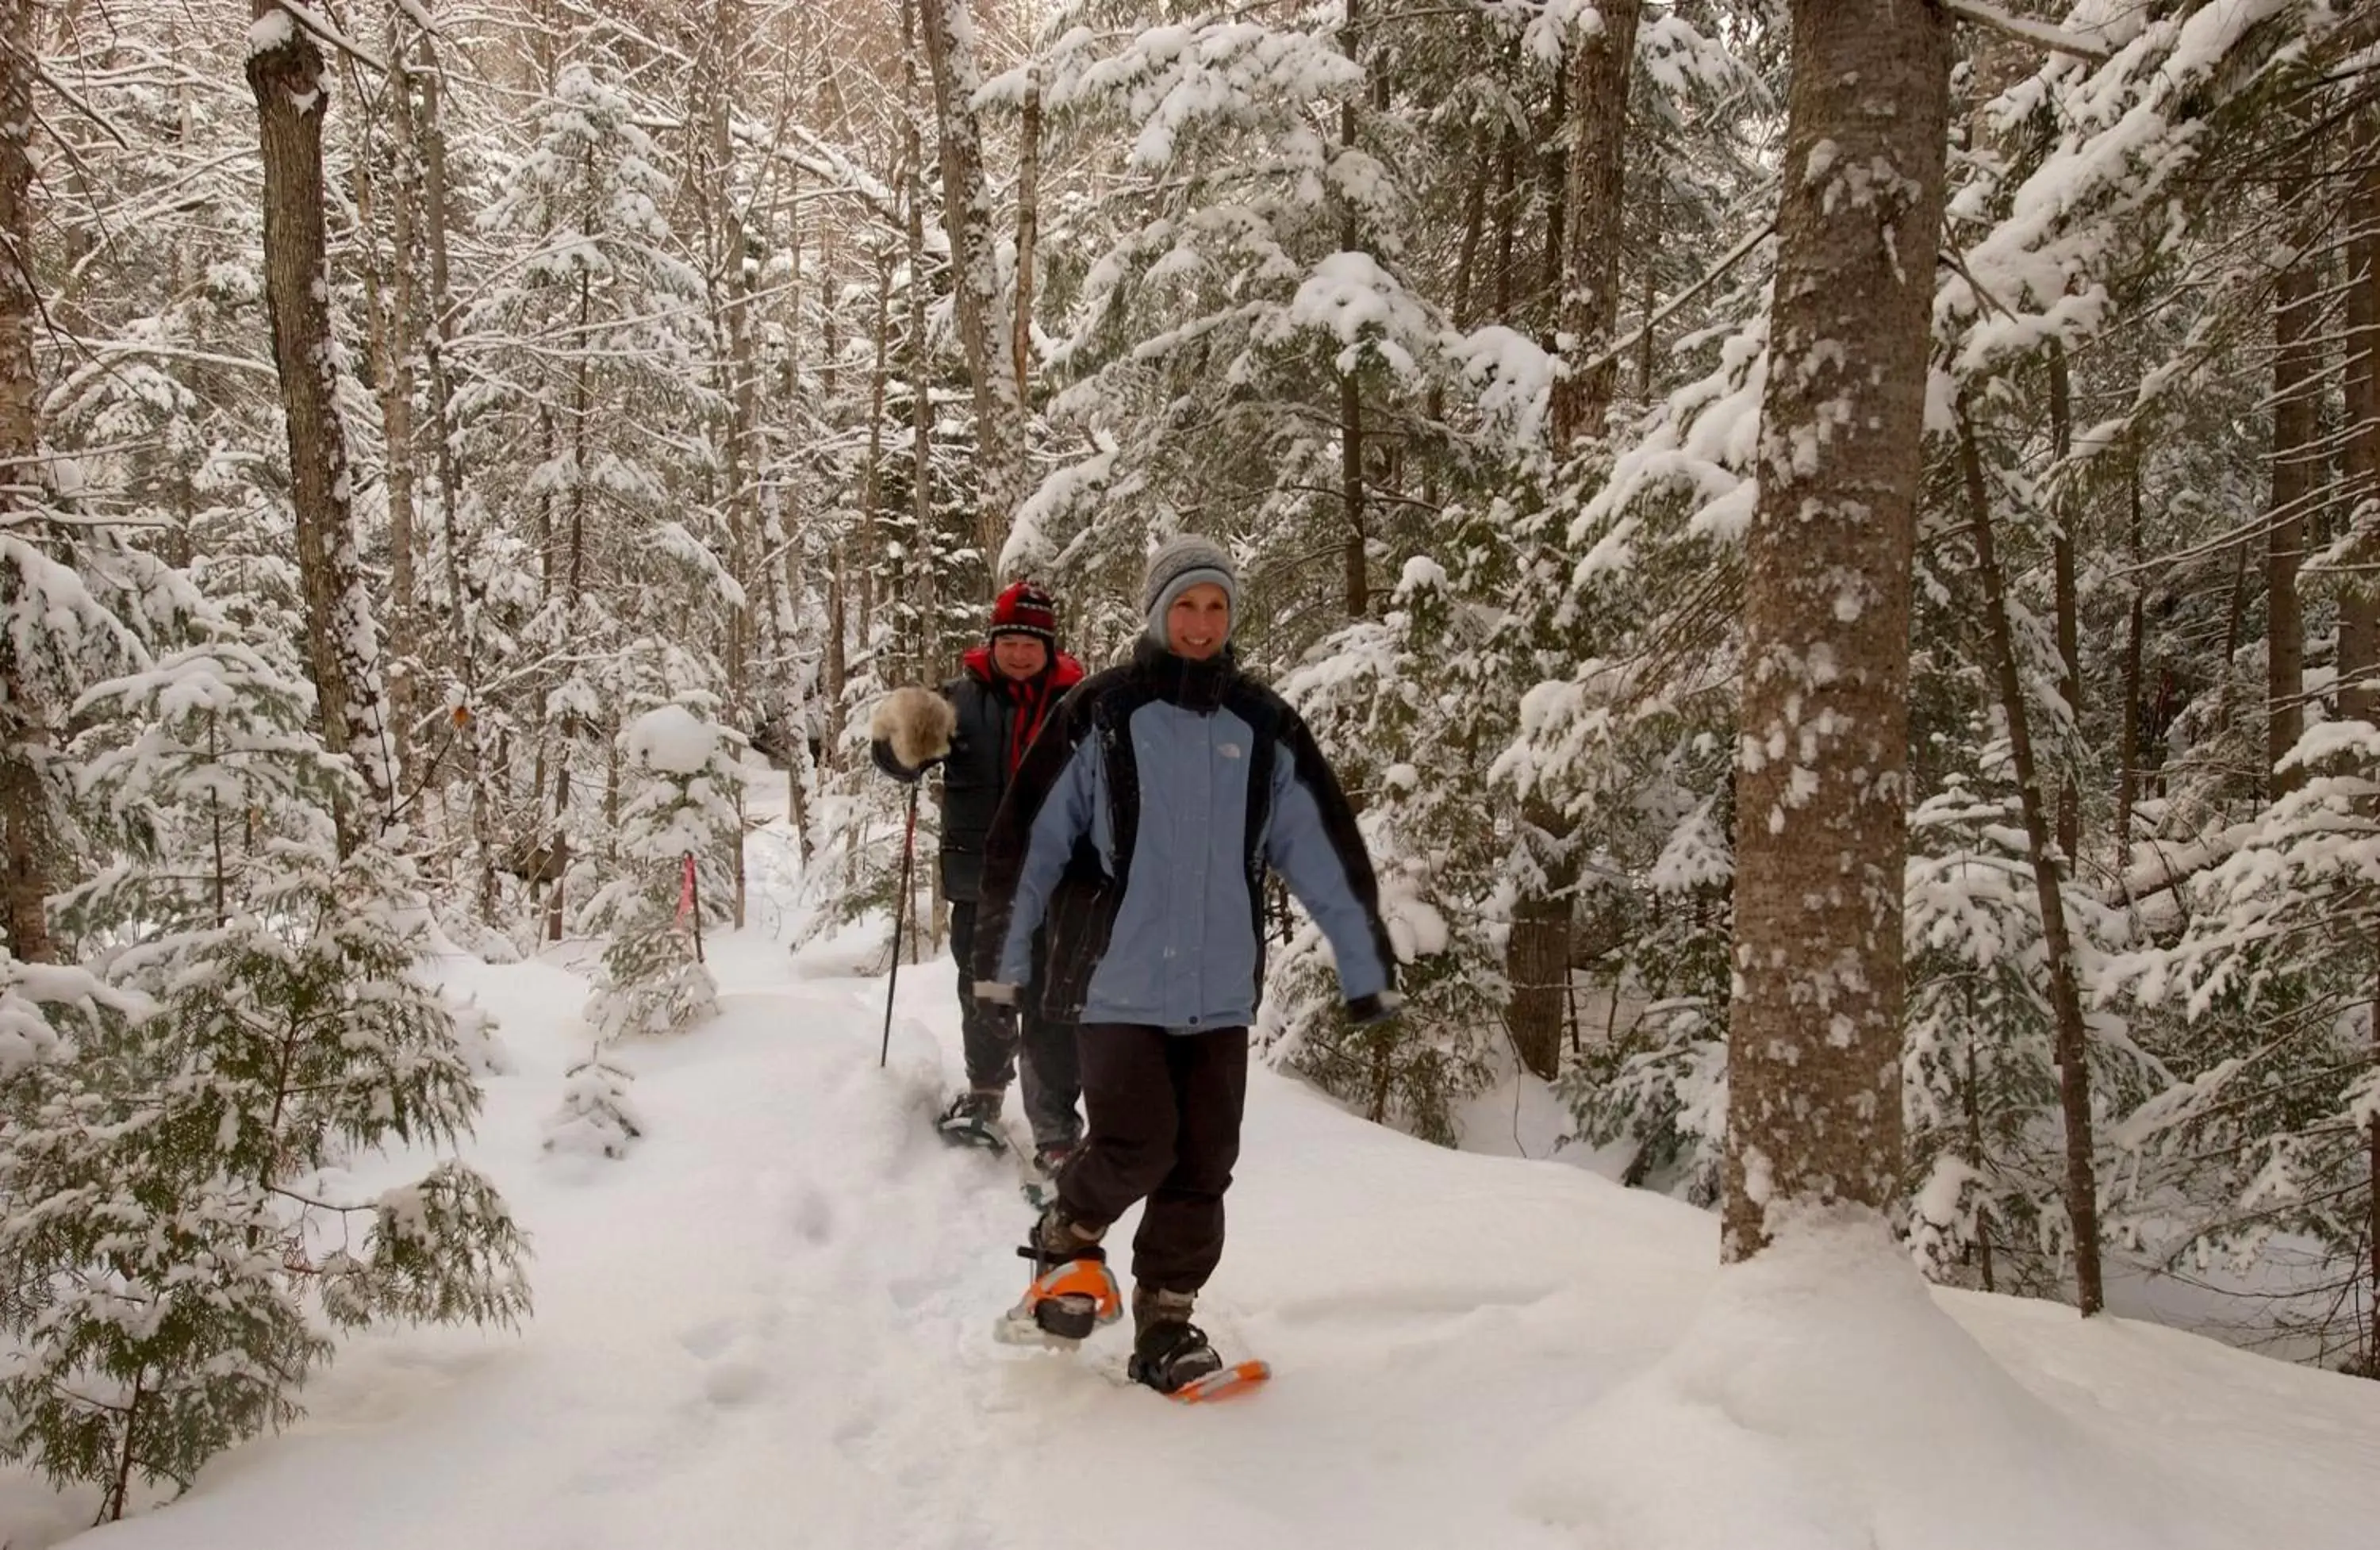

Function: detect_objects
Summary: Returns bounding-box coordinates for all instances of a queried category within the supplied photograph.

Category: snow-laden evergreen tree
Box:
[2,642,528,1518]
[583,700,747,1041]
[2103,719,2380,1368]
[999,0,1454,648]
[455,56,724,946]
[1270,558,1499,1143]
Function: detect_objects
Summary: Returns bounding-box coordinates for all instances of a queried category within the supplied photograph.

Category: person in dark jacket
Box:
[972,536,1400,1393]
[872,580,1087,1169]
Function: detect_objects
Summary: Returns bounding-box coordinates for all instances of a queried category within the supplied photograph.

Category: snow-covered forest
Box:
[3,0,2380,1537]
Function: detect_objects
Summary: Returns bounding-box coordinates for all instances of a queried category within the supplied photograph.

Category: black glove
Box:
[872,738,925,784]
[1346,990,1405,1026]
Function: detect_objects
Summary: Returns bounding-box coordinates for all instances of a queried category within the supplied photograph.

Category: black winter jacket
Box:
[929,646,1083,902]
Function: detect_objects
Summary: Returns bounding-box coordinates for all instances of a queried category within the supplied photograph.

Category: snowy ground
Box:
[6,808,2378,1549]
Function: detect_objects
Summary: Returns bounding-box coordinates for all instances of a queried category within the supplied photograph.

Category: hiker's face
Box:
[992,635,1049,681]
[1166,584,1230,661]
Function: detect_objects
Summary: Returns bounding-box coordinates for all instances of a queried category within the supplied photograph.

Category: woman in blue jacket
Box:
[972,535,1400,1393]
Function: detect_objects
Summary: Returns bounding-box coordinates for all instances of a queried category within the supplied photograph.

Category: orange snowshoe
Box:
[1161,1359,1272,1404]
[994,1245,1123,1347]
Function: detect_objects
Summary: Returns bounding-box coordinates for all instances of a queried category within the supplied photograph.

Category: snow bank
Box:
[15,787,2375,1550]
[1522,1212,2236,1550]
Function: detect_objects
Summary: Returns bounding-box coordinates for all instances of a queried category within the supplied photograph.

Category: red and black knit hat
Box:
[988,579,1059,646]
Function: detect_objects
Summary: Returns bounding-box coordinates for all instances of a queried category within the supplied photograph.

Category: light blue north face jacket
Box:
[969,639,1399,1032]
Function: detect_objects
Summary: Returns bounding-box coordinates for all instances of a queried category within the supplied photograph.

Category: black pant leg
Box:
[1129,1027,1249,1295]
[1057,1024,1177,1230]
[1017,1006,1084,1147]
[947,900,1016,1092]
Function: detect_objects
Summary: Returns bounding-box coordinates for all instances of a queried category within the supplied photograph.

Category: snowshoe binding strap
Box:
[1127,1319,1226,1395]
[1010,1249,1122,1342]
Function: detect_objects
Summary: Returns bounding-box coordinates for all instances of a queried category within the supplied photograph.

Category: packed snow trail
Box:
[9,812,2378,1550]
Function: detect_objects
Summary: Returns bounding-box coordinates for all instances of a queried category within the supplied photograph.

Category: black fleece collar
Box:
[1130,637,1238,714]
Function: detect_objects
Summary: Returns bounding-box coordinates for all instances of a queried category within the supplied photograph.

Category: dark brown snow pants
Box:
[1057,1023,1249,1295]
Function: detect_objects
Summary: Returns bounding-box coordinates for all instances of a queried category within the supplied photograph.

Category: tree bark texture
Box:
[2340,143,2380,1373]
[1548,0,1641,454]
[2342,155,2379,729]
[1014,69,1041,406]
[2048,342,2081,863]
[0,0,54,962]
[1722,0,1952,1262]
[2269,259,2315,796]
[2117,438,2146,848]
[1338,0,1368,620]
[248,2,397,842]
[900,6,942,678]
[915,0,1019,577]
[1505,0,1642,1084]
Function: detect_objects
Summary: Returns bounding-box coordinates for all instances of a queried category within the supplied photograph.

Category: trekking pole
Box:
[879,782,920,1069]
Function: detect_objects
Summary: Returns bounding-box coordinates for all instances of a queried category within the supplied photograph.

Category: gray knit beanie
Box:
[1142,535,1238,646]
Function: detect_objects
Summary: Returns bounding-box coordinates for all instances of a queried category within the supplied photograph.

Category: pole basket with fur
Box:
[880,783,920,1069]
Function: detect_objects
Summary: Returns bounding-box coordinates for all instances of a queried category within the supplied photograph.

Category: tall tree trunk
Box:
[1549,0,1641,454]
[249,2,396,846]
[1722,0,1952,1262]
[359,110,419,789]
[0,0,52,962]
[2341,136,2380,1374]
[2117,435,2146,850]
[2340,152,2379,731]
[1492,102,1518,317]
[1341,366,1367,617]
[1506,0,1641,1085]
[2270,259,2316,796]
[1958,397,2106,1318]
[859,247,893,634]
[915,0,1019,577]
[1338,0,1368,620]
[825,543,849,758]
[1637,181,1659,402]
[704,23,758,931]
[903,0,935,680]
[777,142,814,861]
[1013,68,1041,406]
[2048,341,2081,863]
[1539,66,1566,331]
[1452,150,1488,332]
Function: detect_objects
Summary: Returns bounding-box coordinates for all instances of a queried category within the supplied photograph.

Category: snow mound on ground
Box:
[1522,1211,2189,1550]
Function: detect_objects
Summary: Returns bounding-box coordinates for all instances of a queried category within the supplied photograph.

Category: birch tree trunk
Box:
[0,0,53,962]
[1722,0,1952,1261]
[248,2,397,846]
[915,0,1019,575]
